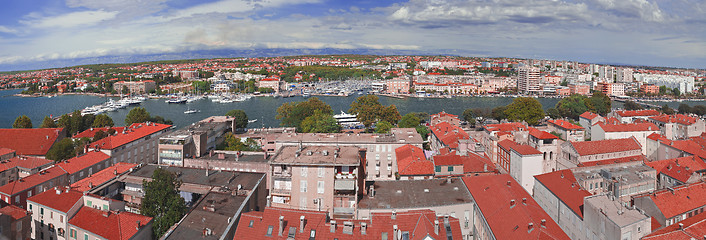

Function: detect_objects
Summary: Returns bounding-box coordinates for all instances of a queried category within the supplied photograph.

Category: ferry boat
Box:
[333,111,361,128]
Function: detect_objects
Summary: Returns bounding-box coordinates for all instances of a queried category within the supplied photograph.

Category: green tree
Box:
[69,110,84,135]
[276,97,332,130]
[349,95,383,128]
[13,115,32,128]
[375,120,393,133]
[149,115,173,125]
[491,106,507,121]
[504,97,545,125]
[46,138,75,161]
[661,104,675,115]
[57,114,72,136]
[140,168,186,238]
[121,86,129,95]
[125,107,151,125]
[398,113,422,128]
[93,114,114,127]
[587,91,611,116]
[623,100,643,110]
[300,110,340,133]
[81,114,95,131]
[462,109,476,125]
[380,105,402,125]
[659,86,668,95]
[673,88,681,96]
[553,95,589,120]
[40,116,57,128]
[678,103,692,114]
[226,110,249,129]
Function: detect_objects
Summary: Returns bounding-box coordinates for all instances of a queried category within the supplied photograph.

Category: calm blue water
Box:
[0,88,703,129]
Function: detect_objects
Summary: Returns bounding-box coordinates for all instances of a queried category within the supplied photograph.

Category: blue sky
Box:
[0,0,704,70]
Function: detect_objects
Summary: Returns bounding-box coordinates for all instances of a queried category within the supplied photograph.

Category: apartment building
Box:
[88,122,172,165]
[497,139,543,194]
[384,78,412,94]
[642,211,706,239]
[0,205,31,240]
[68,206,152,240]
[610,109,660,123]
[269,145,363,219]
[633,181,706,228]
[274,128,423,181]
[518,67,541,94]
[558,138,642,169]
[646,156,706,189]
[548,119,585,142]
[430,111,461,127]
[158,120,230,166]
[112,80,156,94]
[528,128,560,173]
[0,155,53,186]
[395,144,434,180]
[56,151,111,184]
[182,150,269,173]
[534,169,592,240]
[592,122,660,154]
[0,166,68,208]
[257,77,283,94]
[583,195,650,240]
[432,151,496,177]
[430,122,471,153]
[482,122,527,162]
[579,111,605,139]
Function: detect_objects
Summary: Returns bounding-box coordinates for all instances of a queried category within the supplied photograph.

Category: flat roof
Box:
[275,128,423,144]
[197,151,269,163]
[166,192,247,240]
[271,146,360,166]
[585,195,648,227]
[127,164,264,190]
[358,178,472,209]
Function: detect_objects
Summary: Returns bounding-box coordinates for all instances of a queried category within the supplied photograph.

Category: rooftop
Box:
[549,119,584,130]
[577,155,648,167]
[534,170,592,219]
[167,192,246,240]
[569,137,642,156]
[498,139,542,156]
[433,152,496,174]
[615,109,660,117]
[270,146,360,166]
[56,151,110,174]
[197,151,269,163]
[71,163,137,192]
[396,144,433,176]
[88,123,171,150]
[642,211,706,240]
[73,126,127,139]
[69,206,152,240]
[573,161,656,187]
[27,186,83,213]
[0,155,53,171]
[430,122,469,149]
[127,164,264,190]
[463,174,570,240]
[579,111,601,120]
[484,122,527,133]
[0,204,29,220]
[646,156,706,183]
[650,114,699,125]
[528,127,558,140]
[358,178,472,209]
[584,195,649,227]
[596,122,659,132]
[0,166,67,196]
[637,181,706,219]
[275,128,423,144]
[0,128,64,155]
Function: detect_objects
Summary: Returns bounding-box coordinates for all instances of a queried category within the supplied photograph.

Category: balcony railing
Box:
[270,188,291,195]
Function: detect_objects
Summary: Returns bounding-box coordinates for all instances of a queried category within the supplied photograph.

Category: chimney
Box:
[528,223,534,232]
[510,199,516,207]
[434,220,439,235]
[522,198,527,205]
[369,185,375,198]
[391,210,397,220]
[88,182,93,189]
[266,196,271,207]
[541,219,546,228]
[278,216,284,236]
[361,222,367,235]
[507,181,511,187]
[136,221,141,230]
[679,223,684,230]
[300,216,305,233]
[393,225,398,240]
[330,220,336,233]
[55,187,61,195]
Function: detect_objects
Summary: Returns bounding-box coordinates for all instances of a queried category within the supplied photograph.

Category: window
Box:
[301,166,307,177]
[27,191,32,198]
[60,215,63,223]
[266,226,274,236]
[300,181,307,192]
[29,204,32,211]
[435,166,441,172]
[40,208,44,215]
[318,167,325,178]
[103,205,108,211]
[317,181,324,194]
[70,229,76,239]
[86,200,92,208]
[248,220,254,228]
[84,234,88,240]
[14,195,19,203]
[448,166,453,171]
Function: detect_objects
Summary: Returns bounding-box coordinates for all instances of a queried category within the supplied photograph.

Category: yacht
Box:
[184,108,200,114]
[333,111,361,128]
[248,119,258,123]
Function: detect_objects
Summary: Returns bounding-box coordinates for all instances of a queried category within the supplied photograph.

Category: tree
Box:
[125,107,150,125]
[57,114,72,136]
[93,130,109,141]
[93,114,114,127]
[140,168,186,238]
[13,115,32,128]
[623,100,643,110]
[374,121,393,133]
[349,95,383,128]
[398,113,422,128]
[411,112,430,123]
[659,86,668,95]
[219,133,261,151]
[149,115,173,125]
[661,104,675,115]
[276,97,332,131]
[226,110,249,129]
[462,109,475,125]
[81,114,95,131]
[504,97,545,125]
[587,91,611,116]
[679,103,692,114]
[121,86,129,95]
[491,106,507,121]
[553,95,589,120]
[46,138,75,161]
[673,88,681,96]
[380,105,402,125]
[300,110,340,133]
[40,116,57,128]
[68,110,84,135]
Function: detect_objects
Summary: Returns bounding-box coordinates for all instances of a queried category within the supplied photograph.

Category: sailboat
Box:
[184,107,200,114]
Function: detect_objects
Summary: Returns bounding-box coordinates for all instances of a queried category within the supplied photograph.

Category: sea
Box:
[0,88,703,129]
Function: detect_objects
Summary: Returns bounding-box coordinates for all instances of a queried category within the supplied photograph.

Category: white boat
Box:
[184,109,200,114]
[248,119,258,123]
[334,111,361,128]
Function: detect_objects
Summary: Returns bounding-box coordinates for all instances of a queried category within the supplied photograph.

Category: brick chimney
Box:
[330,220,336,233]
[300,216,305,233]
[434,220,439,235]
[278,216,284,236]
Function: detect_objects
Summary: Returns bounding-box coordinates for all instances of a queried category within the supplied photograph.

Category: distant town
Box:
[2,55,706,240]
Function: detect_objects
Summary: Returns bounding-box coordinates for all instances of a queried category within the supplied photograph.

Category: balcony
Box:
[270,188,291,196]
[273,170,292,178]
[334,179,356,191]
[335,172,356,180]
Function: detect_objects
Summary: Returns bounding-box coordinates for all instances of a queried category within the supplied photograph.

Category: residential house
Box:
[395,144,434,180]
[648,114,706,140]
[56,151,111,184]
[578,111,605,139]
[497,139,543,194]
[591,122,660,155]
[68,207,152,240]
[583,194,650,240]
[609,109,660,123]
[429,122,470,153]
[534,169,592,240]
[158,120,231,166]
[0,166,68,208]
[633,181,706,228]
[88,122,172,165]
[0,156,53,186]
[646,156,706,189]
[432,151,496,177]
[528,128,560,173]
[0,205,31,240]
[430,111,461,127]
[642,211,706,239]
[548,119,585,142]
[0,128,66,157]
[558,137,642,169]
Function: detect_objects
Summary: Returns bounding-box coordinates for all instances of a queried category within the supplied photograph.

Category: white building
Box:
[634,73,695,93]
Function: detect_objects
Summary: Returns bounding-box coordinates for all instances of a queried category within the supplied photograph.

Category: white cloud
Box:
[0,26,17,34]
[20,10,118,28]
[592,0,665,22]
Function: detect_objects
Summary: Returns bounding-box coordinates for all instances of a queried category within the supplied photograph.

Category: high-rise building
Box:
[517,67,541,94]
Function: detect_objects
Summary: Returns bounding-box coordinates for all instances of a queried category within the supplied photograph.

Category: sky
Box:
[0,0,704,70]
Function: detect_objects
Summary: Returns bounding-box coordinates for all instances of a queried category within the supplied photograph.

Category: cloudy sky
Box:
[0,0,704,70]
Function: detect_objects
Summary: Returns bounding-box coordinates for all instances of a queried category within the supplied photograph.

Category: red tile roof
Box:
[0,148,16,156]
[534,170,592,219]
[235,207,462,240]
[26,186,82,213]
[88,123,170,150]
[569,138,642,156]
[650,114,699,125]
[69,206,153,240]
[0,128,64,155]
[577,155,647,167]
[643,211,706,240]
[430,122,469,149]
[0,166,67,196]
[462,174,570,239]
[433,152,496,173]
[498,139,541,156]
[548,119,583,130]
[646,156,706,183]
[73,127,127,139]
[395,144,434,176]
[528,128,558,140]
[0,155,53,172]
[596,122,659,132]
[0,204,29,220]
[579,111,600,120]
[639,182,706,219]
[56,151,110,175]
[615,109,660,117]
[484,122,527,133]
[431,111,458,119]
[71,163,137,192]
[647,133,670,142]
